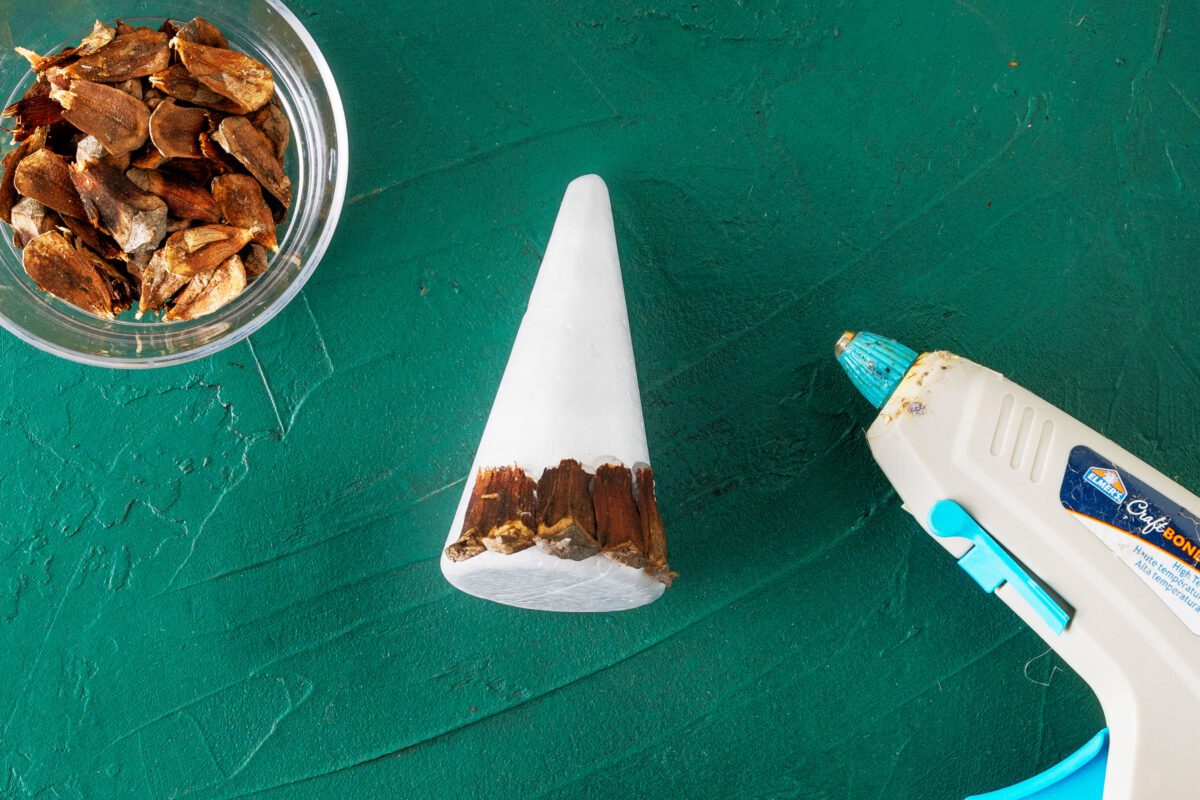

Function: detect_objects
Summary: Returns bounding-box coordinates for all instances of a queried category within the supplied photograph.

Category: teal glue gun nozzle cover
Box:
[835,331,918,408]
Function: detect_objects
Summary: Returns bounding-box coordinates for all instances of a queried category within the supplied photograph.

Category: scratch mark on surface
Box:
[301,293,335,374]
[413,475,466,505]
[1165,77,1200,120]
[559,46,622,118]
[245,337,285,437]
[1163,142,1182,192]
[876,733,918,799]
[164,449,253,591]
[185,710,230,779]
[137,731,153,799]
[951,0,990,24]
[1157,328,1200,390]
[949,0,1008,47]
[1153,0,1171,63]
[799,630,1028,767]
[648,290,798,392]
[346,117,617,206]
[226,678,314,779]
[175,508,405,590]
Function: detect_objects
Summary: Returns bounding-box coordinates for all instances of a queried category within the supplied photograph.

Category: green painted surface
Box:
[2,1,1198,797]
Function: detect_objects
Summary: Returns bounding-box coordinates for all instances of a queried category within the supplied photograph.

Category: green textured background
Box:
[2,1,1198,798]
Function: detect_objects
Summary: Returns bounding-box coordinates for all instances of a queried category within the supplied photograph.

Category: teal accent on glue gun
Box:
[927,500,1070,635]
[834,331,918,408]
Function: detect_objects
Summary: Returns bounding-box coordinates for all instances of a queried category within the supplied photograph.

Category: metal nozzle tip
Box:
[834,331,857,359]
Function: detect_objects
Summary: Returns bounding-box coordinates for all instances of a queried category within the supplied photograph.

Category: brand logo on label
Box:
[1085,467,1128,503]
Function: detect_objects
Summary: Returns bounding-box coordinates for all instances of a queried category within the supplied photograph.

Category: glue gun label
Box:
[1061,445,1200,634]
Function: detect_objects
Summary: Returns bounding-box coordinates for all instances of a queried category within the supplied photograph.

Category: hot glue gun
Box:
[836,332,1200,799]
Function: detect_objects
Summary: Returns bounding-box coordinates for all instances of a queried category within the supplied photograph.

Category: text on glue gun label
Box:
[1061,445,1200,634]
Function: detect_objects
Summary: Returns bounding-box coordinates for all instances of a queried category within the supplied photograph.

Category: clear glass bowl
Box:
[0,0,348,367]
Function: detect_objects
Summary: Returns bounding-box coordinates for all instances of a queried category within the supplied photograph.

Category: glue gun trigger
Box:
[927,500,1072,636]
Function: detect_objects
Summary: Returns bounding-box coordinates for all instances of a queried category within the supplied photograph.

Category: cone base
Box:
[440,548,665,612]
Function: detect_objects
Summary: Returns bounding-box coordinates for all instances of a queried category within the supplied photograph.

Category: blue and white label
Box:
[1061,445,1200,634]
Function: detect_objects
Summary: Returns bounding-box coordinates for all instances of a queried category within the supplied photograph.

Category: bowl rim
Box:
[0,0,350,369]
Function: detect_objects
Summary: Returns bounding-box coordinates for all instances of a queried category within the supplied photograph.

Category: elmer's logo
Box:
[1085,467,1128,504]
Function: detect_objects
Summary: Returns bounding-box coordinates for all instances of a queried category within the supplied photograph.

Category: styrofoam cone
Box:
[440,175,665,612]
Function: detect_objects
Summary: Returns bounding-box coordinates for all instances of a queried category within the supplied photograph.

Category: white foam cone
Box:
[440,175,665,612]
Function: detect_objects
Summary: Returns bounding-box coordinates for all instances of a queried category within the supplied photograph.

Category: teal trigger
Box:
[928,500,1070,635]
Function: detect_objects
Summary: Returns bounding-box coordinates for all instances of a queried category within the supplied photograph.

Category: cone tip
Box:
[546,174,616,251]
[567,173,607,193]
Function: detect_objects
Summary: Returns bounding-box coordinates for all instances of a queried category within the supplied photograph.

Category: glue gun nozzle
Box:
[834,330,919,408]
[834,331,857,359]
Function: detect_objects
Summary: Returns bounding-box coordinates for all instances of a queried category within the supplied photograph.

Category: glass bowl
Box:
[0,0,348,367]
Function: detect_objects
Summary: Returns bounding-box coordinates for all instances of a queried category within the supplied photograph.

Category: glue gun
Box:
[836,332,1200,800]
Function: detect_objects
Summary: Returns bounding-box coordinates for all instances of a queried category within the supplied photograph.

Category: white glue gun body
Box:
[837,332,1200,800]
